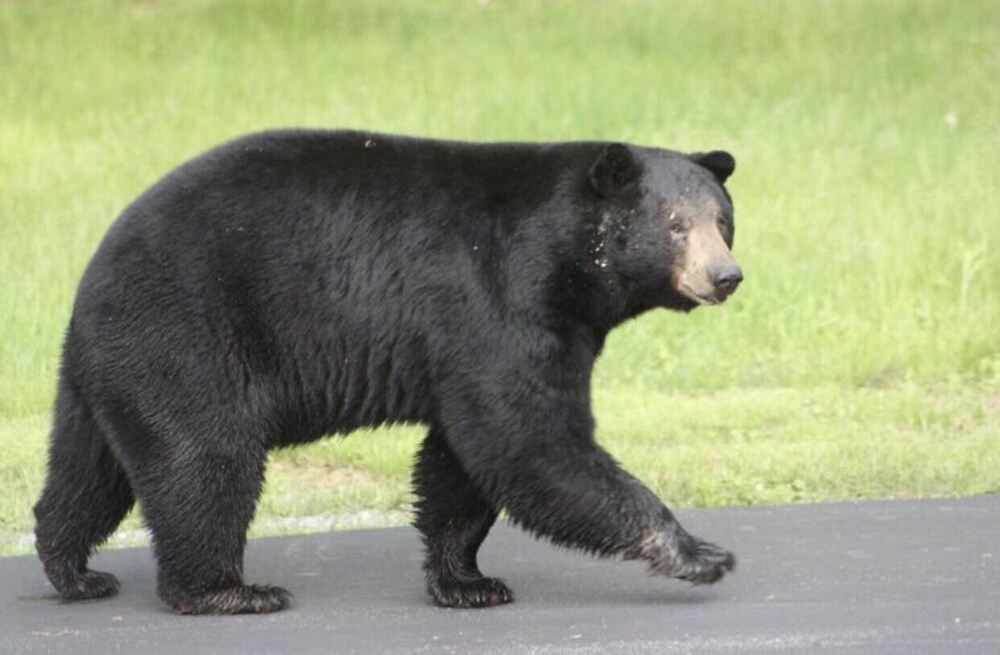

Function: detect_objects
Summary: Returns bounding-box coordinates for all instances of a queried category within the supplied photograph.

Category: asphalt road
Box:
[3,496,998,654]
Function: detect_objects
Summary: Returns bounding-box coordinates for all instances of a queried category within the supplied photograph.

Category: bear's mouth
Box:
[677,283,723,306]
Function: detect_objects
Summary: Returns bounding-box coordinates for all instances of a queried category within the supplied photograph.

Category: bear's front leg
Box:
[434,353,735,597]
[413,426,513,608]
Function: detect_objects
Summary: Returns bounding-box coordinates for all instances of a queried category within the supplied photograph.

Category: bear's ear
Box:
[589,143,642,198]
[690,150,736,184]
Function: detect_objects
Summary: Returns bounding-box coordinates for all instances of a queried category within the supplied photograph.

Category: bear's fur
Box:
[34,130,742,614]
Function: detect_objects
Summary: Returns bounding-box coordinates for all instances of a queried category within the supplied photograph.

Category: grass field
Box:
[0,0,997,556]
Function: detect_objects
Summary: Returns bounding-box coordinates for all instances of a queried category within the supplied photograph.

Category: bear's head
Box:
[587,143,742,316]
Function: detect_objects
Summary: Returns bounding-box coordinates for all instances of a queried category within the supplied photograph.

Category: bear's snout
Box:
[674,220,741,306]
[710,263,743,301]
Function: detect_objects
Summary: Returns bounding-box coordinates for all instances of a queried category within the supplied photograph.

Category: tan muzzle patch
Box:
[675,223,741,305]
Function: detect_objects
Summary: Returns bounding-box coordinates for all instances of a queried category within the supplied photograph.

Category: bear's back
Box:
[68,131,596,443]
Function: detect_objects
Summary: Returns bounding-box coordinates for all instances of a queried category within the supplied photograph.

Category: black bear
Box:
[34,130,743,614]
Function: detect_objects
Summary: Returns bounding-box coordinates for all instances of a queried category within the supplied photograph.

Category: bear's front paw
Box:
[632,525,735,585]
[672,537,736,584]
[428,575,514,609]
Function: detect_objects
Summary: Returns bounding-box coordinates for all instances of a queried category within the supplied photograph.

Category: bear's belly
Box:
[272,338,434,446]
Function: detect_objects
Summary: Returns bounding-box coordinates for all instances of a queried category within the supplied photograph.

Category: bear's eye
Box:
[669,221,686,235]
[720,219,735,242]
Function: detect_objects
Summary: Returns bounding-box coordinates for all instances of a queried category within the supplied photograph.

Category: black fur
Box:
[34,130,738,614]
[689,150,736,184]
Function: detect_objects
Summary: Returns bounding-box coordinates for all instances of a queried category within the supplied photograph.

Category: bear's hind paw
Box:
[59,570,121,601]
[167,584,293,615]
[429,576,514,609]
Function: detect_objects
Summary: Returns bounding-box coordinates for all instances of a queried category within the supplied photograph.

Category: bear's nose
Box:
[710,263,743,299]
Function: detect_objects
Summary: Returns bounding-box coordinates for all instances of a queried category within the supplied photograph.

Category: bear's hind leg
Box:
[413,427,512,608]
[135,443,291,614]
[34,380,135,601]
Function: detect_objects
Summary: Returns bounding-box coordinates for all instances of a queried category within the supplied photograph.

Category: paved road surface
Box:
[3,496,998,654]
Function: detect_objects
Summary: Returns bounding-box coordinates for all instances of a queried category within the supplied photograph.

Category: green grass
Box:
[0,0,997,556]
[3,385,996,555]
